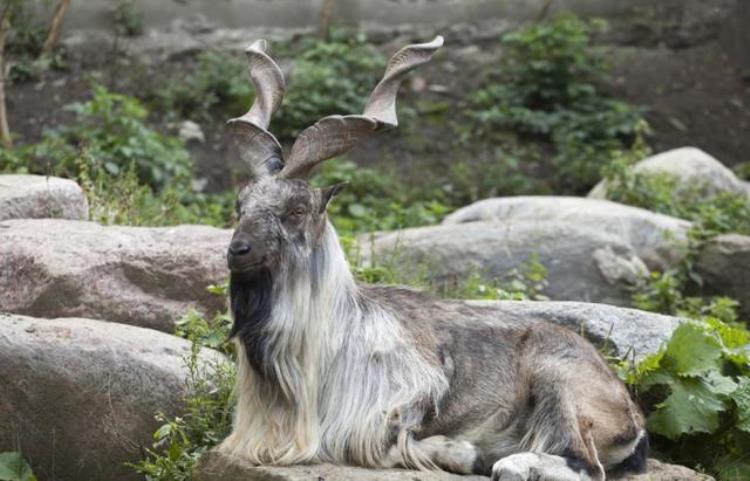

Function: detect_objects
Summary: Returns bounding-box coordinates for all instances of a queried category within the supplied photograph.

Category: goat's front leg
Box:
[491,452,596,481]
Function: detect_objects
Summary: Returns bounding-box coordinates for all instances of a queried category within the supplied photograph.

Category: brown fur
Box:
[366,285,645,478]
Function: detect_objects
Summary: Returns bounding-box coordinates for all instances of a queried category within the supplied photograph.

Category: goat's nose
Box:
[228,239,252,256]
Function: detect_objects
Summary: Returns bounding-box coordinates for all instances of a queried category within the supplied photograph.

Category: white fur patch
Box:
[491,452,593,481]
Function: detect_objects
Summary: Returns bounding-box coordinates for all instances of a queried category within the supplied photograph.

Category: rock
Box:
[359,221,650,306]
[194,451,486,481]
[589,147,749,200]
[194,451,712,481]
[616,459,713,481]
[464,300,681,360]
[0,219,232,331]
[0,313,226,481]
[443,196,691,270]
[178,120,205,143]
[696,234,750,315]
[0,174,89,221]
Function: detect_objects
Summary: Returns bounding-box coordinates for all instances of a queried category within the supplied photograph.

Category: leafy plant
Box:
[603,143,750,318]
[0,452,36,481]
[131,284,236,481]
[317,159,453,235]
[144,31,386,142]
[113,0,144,37]
[470,14,645,193]
[272,31,386,139]
[76,155,235,227]
[734,162,750,181]
[3,0,68,84]
[147,51,252,122]
[621,312,750,479]
[14,84,193,190]
[605,144,750,479]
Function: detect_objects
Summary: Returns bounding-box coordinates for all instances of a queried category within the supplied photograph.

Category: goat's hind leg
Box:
[383,434,481,474]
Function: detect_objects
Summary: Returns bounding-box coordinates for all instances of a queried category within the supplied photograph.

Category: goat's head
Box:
[226,37,443,277]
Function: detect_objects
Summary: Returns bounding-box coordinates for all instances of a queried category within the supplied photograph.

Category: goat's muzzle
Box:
[227,234,263,273]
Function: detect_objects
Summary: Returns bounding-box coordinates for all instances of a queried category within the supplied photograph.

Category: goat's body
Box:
[219,224,646,480]
[374,285,645,474]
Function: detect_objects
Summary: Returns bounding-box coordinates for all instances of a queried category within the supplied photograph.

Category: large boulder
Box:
[359,221,650,306]
[464,299,680,360]
[0,174,89,221]
[443,196,691,270]
[0,313,227,481]
[0,219,232,331]
[589,147,749,200]
[194,451,712,481]
[696,233,750,315]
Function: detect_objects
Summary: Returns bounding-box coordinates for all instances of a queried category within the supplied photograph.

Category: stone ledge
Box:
[194,451,714,481]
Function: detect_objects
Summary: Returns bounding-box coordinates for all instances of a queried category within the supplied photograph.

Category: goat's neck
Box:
[266,221,361,387]
[277,220,358,327]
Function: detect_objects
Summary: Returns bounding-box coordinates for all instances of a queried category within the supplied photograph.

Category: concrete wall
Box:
[57,0,732,46]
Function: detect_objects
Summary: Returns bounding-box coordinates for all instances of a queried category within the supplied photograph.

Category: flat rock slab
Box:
[0,218,232,331]
[0,174,89,221]
[0,313,226,481]
[465,300,681,360]
[195,451,713,481]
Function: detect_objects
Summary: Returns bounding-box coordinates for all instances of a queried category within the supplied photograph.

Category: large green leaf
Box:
[715,455,750,481]
[0,453,37,481]
[733,379,750,434]
[665,322,723,377]
[648,371,736,440]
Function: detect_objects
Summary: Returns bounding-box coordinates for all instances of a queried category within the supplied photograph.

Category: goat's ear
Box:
[319,182,348,213]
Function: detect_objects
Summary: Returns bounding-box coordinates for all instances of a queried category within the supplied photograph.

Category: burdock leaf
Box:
[648,371,736,440]
[0,452,37,481]
[665,322,723,377]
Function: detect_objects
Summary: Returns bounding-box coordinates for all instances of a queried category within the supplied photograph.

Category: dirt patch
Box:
[610,41,750,167]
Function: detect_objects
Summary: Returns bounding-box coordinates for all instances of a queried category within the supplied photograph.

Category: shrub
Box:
[0,85,234,227]
[471,14,645,193]
[131,285,235,481]
[145,31,386,142]
[17,85,193,190]
[76,155,234,228]
[4,0,68,84]
[604,143,750,480]
[272,31,386,139]
[620,303,750,480]
[602,145,750,316]
[316,159,452,235]
[148,51,252,122]
[113,0,144,37]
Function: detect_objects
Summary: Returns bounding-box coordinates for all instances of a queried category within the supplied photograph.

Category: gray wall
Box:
[58,0,733,46]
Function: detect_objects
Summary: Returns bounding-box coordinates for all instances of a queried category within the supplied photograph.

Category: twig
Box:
[0,11,12,149]
[318,0,335,39]
[41,0,72,56]
[533,0,555,23]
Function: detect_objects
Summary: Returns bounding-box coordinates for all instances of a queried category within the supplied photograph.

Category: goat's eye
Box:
[287,205,307,220]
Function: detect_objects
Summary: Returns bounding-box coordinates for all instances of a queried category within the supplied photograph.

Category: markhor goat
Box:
[218,37,648,481]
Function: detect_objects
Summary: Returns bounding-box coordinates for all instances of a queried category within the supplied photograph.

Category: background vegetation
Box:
[1,5,749,480]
